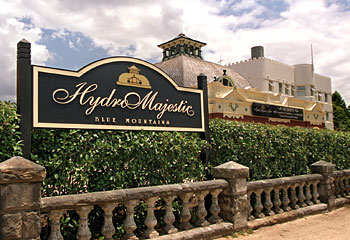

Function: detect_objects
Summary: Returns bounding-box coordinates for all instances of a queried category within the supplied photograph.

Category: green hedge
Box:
[1,101,350,189]
[209,119,350,180]
[32,129,206,196]
[0,101,22,159]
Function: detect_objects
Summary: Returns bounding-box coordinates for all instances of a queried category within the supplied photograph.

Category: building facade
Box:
[156,34,333,130]
[228,46,333,129]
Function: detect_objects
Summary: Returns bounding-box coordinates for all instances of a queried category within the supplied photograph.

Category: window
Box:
[310,86,316,97]
[318,93,322,101]
[291,86,295,96]
[279,83,283,93]
[217,75,235,88]
[285,84,289,95]
[326,112,329,121]
[297,86,306,96]
[268,81,274,92]
[325,93,328,102]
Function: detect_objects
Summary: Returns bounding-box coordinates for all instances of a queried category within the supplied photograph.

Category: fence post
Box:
[213,161,249,231]
[17,39,32,159]
[0,156,46,240]
[197,74,210,165]
[310,160,335,211]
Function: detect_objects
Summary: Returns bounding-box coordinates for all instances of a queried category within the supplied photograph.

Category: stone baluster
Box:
[144,197,159,239]
[123,200,139,240]
[263,188,274,216]
[290,185,299,209]
[162,195,178,234]
[48,210,65,240]
[208,189,223,224]
[195,191,210,227]
[310,161,335,211]
[344,177,350,195]
[272,187,283,214]
[253,190,265,218]
[297,183,307,207]
[311,181,321,204]
[304,183,313,206]
[340,178,346,196]
[337,179,342,197]
[333,178,339,198]
[179,192,193,230]
[246,191,255,221]
[281,187,292,212]
[335,178,341,197]
[76,205,94,240]
[101,203,118,240]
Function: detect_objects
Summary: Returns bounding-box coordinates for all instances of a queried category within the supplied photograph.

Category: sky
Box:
[1,0,350,104]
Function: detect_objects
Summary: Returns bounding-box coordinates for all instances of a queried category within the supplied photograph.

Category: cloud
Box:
[0,17,50,101]
[0,0,349,104]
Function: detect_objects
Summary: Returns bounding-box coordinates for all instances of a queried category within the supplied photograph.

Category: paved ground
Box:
[216,206,350,240]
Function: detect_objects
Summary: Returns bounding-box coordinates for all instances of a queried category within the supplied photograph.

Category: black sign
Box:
[33,57,204,132]
[252,102,303,121]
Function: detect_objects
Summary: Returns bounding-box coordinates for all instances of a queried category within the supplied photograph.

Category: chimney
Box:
[251,46,264,59]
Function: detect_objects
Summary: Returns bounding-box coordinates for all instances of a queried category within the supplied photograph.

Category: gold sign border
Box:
[33,57,205,132]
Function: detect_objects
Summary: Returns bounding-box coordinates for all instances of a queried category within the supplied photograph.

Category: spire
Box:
[311,44,314,76]
[218,54,224,65]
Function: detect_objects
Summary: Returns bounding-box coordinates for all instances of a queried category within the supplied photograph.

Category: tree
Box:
[332,91,350,131]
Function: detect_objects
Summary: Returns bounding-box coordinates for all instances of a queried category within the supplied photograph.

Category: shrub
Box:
[31,128,207,196]
[0,101,22,161]
[209,119,350,180]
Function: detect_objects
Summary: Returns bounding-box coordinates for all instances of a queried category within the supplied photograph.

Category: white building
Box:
[228,46,333,130]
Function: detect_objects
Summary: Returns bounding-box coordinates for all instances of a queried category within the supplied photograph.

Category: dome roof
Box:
[155,55,251,88]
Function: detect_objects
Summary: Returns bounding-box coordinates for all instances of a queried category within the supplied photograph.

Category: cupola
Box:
[158,33,206,61]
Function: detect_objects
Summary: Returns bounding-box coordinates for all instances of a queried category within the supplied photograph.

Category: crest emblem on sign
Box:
[117,65,151,89]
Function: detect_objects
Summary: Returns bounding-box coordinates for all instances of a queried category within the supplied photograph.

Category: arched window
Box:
[215,74,236,88]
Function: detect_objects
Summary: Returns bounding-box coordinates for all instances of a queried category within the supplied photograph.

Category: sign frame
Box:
[32,57,205,132]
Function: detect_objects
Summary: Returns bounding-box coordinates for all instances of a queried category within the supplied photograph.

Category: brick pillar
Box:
[0,156,46,240]
[213,161,249,231]
[310,160,335,211]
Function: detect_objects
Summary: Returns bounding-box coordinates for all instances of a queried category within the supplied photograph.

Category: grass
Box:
[226,229,254,238]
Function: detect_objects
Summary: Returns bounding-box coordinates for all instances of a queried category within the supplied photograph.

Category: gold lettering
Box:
[166,120,170,125]
[80,84,98,105]
[131,119,137,124]
[101,117,105,122]
[101,89,116,107]
[185,106,195,116]
[52,83,196,118]
[110,98,122,107]
[141,91,157,109]
[113,118,116,123]
[106,117,110,122]
[125,118,130,123]
[53,82,87,104]
[95,116,99,122]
